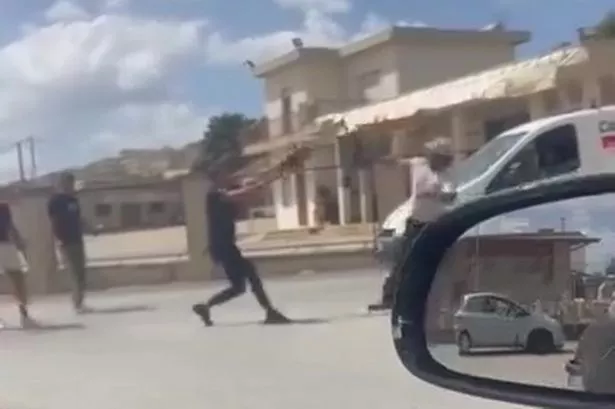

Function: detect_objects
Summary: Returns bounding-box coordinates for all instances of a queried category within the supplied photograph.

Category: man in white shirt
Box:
[369,137,457,311]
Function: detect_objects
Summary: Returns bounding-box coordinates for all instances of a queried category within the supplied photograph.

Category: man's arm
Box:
[226,146,309,201]
[225,165,283,201]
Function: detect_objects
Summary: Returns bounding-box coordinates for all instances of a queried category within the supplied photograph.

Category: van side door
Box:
[486,124,581,194]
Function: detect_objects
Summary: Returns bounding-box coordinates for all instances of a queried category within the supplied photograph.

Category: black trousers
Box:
[380,218,426,306]
[207,244,273,310]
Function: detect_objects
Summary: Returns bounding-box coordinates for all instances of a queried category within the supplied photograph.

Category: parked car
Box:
[453,292,566,355]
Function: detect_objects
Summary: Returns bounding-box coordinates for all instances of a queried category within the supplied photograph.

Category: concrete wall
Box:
[79,185,183,231]
[396,42,515,93]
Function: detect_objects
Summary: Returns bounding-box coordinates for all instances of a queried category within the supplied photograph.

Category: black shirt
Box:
[47,193,83,244]
[206,188,236,255]
[0,204,13,243]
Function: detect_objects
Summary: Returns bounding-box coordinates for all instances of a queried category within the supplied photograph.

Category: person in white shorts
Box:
[0,202,38,328]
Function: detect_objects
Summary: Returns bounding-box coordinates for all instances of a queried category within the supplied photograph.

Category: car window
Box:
[463,297,486,312]
[486,124,580,193]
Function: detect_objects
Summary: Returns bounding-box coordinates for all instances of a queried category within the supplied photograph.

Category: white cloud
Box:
[45,1,91,22]
[0,2,425,179]
[205,9,347,64]
[204,9,411,65]
[273,0,351,14]
[0,14,210,176]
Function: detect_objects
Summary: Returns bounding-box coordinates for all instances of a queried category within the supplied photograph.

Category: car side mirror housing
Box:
[391,173,615,409]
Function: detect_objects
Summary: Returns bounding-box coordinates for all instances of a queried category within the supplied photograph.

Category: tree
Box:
[199,113,256,173]
[595,10,615,39]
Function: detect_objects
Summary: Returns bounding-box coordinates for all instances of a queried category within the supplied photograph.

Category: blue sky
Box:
[0,0,611,180]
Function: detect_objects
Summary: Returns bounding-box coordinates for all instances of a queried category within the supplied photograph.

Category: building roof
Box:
[460,230,600,245]
[318,46,587,132]
[253,26,530,78]
[339,26,530,58]
[253,48,338,78]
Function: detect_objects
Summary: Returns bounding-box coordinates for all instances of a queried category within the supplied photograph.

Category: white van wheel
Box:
[457,331,472,355]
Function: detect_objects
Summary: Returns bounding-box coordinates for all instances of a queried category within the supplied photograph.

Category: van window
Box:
[450,131,526,187]
[486,124,580,193]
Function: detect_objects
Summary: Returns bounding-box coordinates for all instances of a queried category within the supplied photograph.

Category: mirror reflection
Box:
[426,193,615,394]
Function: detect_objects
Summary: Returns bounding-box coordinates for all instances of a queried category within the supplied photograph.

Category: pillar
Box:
[527,93,548,120]
[451,109,468,164]
[581,76,600,108]
[180,173,213,281]
[358,168,373,223]
[10,192,57,294]
[390,130,407,157]
[335,138,351,225]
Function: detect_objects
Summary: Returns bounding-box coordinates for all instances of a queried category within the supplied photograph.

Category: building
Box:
[77,179,185,232]
[245,26,615,231]
[245,25,530,229]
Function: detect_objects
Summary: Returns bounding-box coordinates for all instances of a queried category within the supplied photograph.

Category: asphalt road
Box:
[431,343,576,389]
[0,271,540,409]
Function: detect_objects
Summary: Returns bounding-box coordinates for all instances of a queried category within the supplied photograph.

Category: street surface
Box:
[0,271,548,409]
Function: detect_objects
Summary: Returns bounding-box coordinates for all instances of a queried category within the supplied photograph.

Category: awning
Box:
[318,46,588,133]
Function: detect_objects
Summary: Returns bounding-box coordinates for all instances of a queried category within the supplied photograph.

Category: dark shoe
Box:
[192,303,213,326]
[263,309,291,325]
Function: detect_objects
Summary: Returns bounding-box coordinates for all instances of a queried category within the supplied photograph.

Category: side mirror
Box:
[392,173,615,408]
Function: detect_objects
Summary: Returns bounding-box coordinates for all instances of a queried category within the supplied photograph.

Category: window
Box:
[486,124,579,193]
[148,201,165,214]
[281,88,293,134]
[95,203,111,217]
[449,131,526,187]
[357,70,381,102]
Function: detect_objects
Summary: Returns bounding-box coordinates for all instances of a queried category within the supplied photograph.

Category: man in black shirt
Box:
[192,149,308,326]
[47,172,90,313]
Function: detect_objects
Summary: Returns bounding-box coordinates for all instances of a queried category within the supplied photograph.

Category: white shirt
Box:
[407,157,455,223]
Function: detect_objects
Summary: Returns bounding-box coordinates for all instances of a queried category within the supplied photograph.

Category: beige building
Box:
[245,25,615,230]
[246,25,530,229]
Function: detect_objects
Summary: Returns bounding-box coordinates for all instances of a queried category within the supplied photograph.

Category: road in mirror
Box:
[426,192,615,394]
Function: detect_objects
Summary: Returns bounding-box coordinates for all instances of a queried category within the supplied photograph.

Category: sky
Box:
[0,0,612,180]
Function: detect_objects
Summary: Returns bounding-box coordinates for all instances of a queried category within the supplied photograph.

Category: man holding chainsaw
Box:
[369,137,457,311]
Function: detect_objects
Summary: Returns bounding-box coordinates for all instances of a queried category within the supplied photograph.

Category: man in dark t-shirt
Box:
[192,149,308,326]
[47,172,90,313]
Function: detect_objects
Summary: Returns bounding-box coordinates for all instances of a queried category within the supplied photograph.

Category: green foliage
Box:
[199,113,256,173]
[595,10,615,39]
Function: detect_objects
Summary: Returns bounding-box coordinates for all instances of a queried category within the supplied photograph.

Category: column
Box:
[10,191,57,294]
[451,109,468,164]
[335,138,350,225]
[527,93,548,120]
[390,130,407,157]
[358,168,373,223]
[180,173,213,281]
[581,75,600,108]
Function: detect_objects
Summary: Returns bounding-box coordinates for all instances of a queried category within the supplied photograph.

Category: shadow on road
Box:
[2,322,86,332]
[461,348,575,357]
[210,310,389,328]
[84,305,157,315]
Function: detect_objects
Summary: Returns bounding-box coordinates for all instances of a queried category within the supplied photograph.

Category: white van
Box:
[375,105,615,265]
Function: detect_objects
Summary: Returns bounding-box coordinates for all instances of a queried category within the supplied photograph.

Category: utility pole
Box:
[28,136,36,179]
[16,141,25,182]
